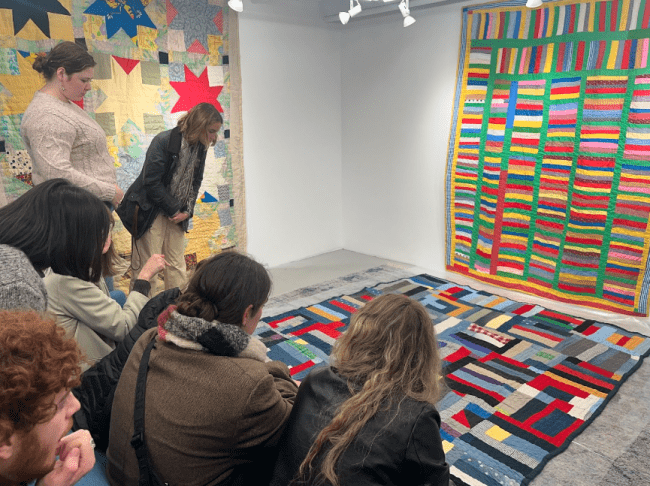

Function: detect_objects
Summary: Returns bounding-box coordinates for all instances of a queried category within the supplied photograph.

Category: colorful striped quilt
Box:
[445,0,650,316]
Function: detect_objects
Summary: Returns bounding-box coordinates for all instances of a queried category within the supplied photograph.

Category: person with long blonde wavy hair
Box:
[269,293,450,486]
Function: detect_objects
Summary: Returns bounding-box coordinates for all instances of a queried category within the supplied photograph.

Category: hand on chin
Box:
[38,430,95,486]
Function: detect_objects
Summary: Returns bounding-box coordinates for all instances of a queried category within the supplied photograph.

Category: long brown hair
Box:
[296,294,443,486]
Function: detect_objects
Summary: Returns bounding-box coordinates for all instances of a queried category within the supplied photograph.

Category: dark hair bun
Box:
[31,54,50,76]
[30,41,96,81]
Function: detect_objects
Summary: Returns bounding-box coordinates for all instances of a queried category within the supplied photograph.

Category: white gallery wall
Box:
[239,4,343,267]
[340,3,473,275]
[239,1,482,271]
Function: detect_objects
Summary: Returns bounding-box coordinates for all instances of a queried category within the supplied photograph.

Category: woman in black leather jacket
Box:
[117,102,222,294]
[269,293,450,486]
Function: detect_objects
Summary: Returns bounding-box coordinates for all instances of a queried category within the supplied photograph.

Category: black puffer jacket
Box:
[269,366,450,486]
[72,288,180,451]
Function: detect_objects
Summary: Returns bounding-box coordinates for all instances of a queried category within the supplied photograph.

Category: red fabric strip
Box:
[596,40,606,69]
[489,170,508,275]
[444,347,472,363]
[556,42,566,72]
[552,86,581,94]
[575,40,585,70]
[512,324,564,342]
[330,300,357,313]
[290,360,314,375]
[268,315,294,329]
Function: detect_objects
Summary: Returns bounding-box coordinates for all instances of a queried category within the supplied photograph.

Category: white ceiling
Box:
[241,0,465,24]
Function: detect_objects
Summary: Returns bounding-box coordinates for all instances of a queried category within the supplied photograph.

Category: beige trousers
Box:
[130,213,187,293]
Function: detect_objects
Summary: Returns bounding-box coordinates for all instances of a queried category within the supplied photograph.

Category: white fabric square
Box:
[208,66,224,87]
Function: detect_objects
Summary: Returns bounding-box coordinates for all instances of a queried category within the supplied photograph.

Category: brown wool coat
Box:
[106,328,298,486]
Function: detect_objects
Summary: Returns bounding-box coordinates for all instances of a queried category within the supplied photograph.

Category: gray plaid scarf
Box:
[169,138,201,214]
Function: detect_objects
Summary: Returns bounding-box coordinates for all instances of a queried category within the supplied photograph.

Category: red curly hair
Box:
[0,311,81,442]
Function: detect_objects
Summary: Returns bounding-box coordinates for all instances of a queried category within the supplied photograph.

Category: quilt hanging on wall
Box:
[0,0,246,265]
[446,0,650,316]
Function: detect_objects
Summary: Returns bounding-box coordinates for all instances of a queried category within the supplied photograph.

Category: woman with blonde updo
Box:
[21,41,123,207]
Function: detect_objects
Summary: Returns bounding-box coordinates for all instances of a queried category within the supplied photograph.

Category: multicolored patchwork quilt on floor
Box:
[0,0,245,263]
[445,0,650,316]
[256,274,650,486]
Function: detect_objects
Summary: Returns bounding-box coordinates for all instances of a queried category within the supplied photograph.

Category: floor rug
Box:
[255,273,650,486]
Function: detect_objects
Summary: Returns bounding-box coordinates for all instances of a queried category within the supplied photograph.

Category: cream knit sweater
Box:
[21,91,116,202]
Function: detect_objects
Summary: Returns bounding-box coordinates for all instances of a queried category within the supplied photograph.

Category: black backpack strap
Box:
[131,335,166,486]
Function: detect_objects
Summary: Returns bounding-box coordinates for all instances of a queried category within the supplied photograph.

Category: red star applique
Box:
[170,66,223,113]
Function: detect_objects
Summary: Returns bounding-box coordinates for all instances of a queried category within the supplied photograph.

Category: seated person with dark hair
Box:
[0,310,95,486]
[0,181,165,452]
[107,252,298,486]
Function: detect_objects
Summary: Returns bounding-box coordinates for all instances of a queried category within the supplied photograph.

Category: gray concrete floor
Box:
[267,249,412,297]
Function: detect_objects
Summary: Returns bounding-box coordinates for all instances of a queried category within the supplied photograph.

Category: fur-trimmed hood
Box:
[157,305,270,362]
[157,304,249,355]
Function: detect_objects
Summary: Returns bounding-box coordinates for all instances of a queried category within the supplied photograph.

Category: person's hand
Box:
[169,212,189,224]
[111,185,124,208]
[37,429,95,486]
[138,254,169,281]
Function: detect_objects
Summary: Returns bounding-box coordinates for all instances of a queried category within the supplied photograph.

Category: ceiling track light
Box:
[340,0,362,25]
[228,0,243,13]
[339,0,413,27]
[398,0,415,27]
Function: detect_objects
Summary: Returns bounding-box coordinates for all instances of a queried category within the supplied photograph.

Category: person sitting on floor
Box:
[106,251,299,486]
[0,310,95,486]
[0,178,167,369]
[269,293,450,486]
[0,179,169,452]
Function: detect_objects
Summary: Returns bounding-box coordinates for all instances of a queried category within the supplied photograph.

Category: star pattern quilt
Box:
[0,0,245,265]
[445,0,650,316]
